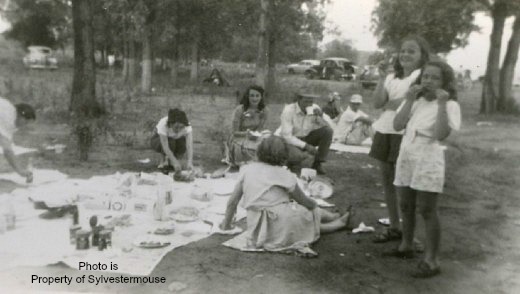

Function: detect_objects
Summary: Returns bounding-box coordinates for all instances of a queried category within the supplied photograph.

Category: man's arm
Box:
[280,105,307,149]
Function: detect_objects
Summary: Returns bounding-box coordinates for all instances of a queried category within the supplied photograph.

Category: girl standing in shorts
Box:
[369,36,431,243]
[387,61,461,278]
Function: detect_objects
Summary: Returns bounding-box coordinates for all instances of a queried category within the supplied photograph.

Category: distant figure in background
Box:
[203,68,230,87]
[150,108,194,173]
[0,98,36,183]
[321,92,343,121]
[225,85,269,167]
[333,94,373,145]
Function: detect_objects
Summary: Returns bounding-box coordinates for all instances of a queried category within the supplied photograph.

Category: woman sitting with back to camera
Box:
[220,135,352,256]
[225,85,269,167]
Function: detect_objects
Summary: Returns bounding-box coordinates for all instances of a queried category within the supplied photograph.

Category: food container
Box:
[91,226,103,246]
[98,230,112,250]
[69,225,82,244]
[75,230,90,250]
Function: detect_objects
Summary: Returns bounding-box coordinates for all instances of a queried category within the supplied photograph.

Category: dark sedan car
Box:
[304,57,356,81]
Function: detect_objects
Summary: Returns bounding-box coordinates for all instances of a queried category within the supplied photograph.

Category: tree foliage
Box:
[319,39,358,61]
[3,0,71,48]
[372,0,479,53]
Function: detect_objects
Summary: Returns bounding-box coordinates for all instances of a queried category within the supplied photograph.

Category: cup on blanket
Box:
[301,168,317,182]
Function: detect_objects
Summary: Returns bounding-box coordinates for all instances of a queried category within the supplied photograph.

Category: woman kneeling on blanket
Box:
[220,135,352,256]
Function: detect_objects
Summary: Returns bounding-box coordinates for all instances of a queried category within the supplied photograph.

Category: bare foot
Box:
[339,205,354,227]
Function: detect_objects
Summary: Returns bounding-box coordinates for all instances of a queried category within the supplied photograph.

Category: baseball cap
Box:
[350,94,363,104]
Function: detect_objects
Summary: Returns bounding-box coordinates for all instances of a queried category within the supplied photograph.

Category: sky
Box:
[322,0,520,81]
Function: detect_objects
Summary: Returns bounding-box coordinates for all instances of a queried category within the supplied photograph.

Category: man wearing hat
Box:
[279,91,333,175]
[333,94,373,144]
[0,97,36,183]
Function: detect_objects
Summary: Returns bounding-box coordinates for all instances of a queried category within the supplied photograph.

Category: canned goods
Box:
[98,230,112,251]
[75,230,90,250]
[69,225,82,244]
[91,226,103,246]
[165,191,172,205]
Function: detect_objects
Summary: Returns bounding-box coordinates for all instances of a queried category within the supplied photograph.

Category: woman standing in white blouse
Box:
[369,36,432,243]
[388,61,461,278]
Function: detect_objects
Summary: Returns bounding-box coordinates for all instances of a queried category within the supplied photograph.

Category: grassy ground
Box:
[0,61,519,293]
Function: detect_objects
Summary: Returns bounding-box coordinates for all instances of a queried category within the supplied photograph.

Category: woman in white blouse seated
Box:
[150,108,193,172]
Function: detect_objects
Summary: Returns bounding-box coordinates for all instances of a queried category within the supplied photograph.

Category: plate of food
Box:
[152,223,176,235]
[170,206,200,223]
[133,240,171,249]
[308,178,334,199]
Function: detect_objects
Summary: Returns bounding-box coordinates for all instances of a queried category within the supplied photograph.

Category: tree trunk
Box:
[128,40,137,84]
[498,14,520,112]
[255,0,269,88]
[170,41,179,88]
[190,29,199,84]
[480,3,507,114]
[122,23,129,79]
[71,0,97,115]
[266,35,276,100]
[141,24,153,94]
[71,0,99,161]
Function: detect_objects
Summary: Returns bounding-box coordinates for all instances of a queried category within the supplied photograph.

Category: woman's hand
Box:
[406,84,423,102]
[377,60,389,79]
[171,159,182,172]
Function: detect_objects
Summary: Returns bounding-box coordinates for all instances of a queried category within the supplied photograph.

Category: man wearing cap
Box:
[333,94,373,144]
[0,97,36,182]
[279,92,333,175]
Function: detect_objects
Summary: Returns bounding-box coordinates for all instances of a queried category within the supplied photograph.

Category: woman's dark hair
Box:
[394,35,431,79]
[240,85,266,111]
[15,103,36,120]
[256,136,288,166]
[417,61,458,101]
[167,108,189,126]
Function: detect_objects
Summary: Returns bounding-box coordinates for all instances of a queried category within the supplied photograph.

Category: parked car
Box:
[359,65,380,89]
[23,46,58,69]
[304,57,356,81]
[287,59,320,74]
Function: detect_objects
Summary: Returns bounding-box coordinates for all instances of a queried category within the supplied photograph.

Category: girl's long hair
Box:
[240,85,266,111]
[394,35,431,79]
[417,61,458,101]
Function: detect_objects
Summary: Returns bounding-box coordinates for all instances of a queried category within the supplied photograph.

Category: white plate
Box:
[170,206,200,223]
[133,240,171,249]
[308,179,333,199]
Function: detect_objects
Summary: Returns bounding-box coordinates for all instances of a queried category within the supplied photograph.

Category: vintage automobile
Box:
[304,57,356,81]
[22,46,58,69]
[286,59,320,74]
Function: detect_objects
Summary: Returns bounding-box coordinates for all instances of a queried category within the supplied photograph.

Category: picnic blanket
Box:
[0,144,38,155]
[0,171,245,276]
[330,142,371,154]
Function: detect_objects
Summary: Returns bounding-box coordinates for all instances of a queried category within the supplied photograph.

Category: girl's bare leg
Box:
[417,191,440,268]
[380,161,400,231]
[397,186,416,252]
[320,208,352,233]
[319,208,341,222]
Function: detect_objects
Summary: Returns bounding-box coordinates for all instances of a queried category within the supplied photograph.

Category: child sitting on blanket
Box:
[333,94,373,145]
[220,135,352,256]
